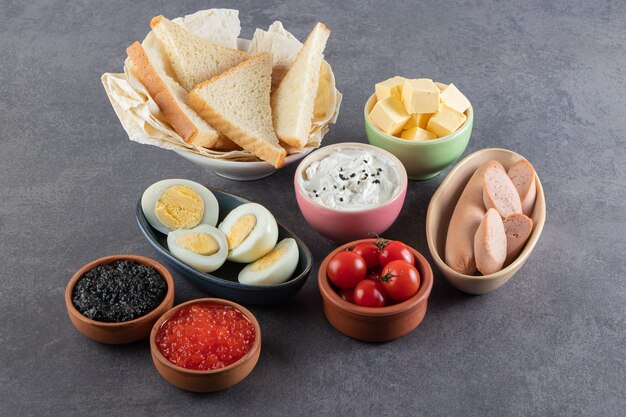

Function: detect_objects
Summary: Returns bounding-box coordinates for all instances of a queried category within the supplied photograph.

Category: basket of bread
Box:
[102,9,341,180]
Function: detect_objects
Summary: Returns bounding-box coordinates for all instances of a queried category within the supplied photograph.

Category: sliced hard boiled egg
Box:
[167,224,228,273]
[238,238,299,286]
[218,203,278,263]
[141,179,219,234]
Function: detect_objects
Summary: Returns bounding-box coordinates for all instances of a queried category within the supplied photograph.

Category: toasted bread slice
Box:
[126,41,219,147]
[150,15,249,91]
[189,53,286,168]
[271,22,330,149]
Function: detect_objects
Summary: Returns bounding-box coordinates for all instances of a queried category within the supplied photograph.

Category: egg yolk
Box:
[155,185,204,231]
[227,214,256,250]
[176,233,220,256]
[248,245,288,272]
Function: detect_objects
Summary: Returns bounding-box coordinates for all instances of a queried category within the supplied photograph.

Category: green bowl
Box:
[364,93,473,180]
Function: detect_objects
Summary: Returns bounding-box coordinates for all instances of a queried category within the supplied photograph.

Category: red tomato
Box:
[352,242,380,269]
[353,279,386,307]
[378,240,415,267]
[366,268,382,281]
[338,288,355,304]
[380,260,420,301]
[327,251,367,289]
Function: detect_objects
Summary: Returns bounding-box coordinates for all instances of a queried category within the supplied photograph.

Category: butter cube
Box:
[434,82,448,92]
[401,127,437,141]
[369,96,410,135]
[440,83,470,114]
[375,76,406,101]
[426,103,467,138]
[401,78,440,114]
[404,113,432,130]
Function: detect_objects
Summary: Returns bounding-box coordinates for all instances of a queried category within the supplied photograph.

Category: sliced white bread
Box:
[483,163,523,218]
[474,208,507,275]
[126,41,219,147]
[503,213,533,265]
[150,15,249,91]
[188,53,286,168]
[271,22,330,149]
[508,160,537,216]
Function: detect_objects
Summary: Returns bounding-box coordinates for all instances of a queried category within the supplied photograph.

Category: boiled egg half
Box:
[238,238,299,285]
[141,179,219,235]
[218,203,278,263]
[167,224,228,273]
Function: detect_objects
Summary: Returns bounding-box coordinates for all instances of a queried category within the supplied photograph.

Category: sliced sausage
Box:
[474,208,507,275]
[503,213,533,265]
[483,164,522,218]
[508,160,537,216]
[445,160,503,275]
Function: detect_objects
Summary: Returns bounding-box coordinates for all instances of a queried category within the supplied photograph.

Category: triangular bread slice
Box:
[271,22,330,149]
[126,41,219,147]
[189,53,286,168]
[150,15,249,91]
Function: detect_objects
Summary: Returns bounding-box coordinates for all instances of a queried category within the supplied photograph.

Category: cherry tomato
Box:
[380,260,420,301]
[366,268,382,281]
[352,242,380,269]
[365,276,388,305]
[338,288,355,304]
[354,279,386,307]
[327,251,367,289]
[378,240,415,267]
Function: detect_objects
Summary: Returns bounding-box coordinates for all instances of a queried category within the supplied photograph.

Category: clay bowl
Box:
[318,239,433,342]
[294,142,408,244]
[426,148,546,295]
[65,254,175,344]
[150,298,261,392]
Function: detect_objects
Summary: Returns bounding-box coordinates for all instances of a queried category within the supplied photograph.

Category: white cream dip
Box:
[301,148,401,210]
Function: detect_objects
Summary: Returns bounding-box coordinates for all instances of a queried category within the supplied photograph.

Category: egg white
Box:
[218,203,278,263]
[167,224,228,273]
[141,179,219,234]
[238,238,299,286]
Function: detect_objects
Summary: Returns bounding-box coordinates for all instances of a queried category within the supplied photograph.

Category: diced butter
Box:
[375,76,406,101]
[401,78,440,114]
[369,96,410,135]
[440,83,470,114]
[404,113,432,130]
[427,103,467,138]
[401,127,437,141]
[434,82,448,92]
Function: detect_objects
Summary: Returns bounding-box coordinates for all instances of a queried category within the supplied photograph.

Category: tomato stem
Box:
[374,239,389,252]
[378,272,397,282]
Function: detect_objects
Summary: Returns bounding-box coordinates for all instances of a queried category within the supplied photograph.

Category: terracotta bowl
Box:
[318,239,433,342]
[294,142,408,244]
[149,298,261,392]
[65,254,175,344]
[426,148,546,295]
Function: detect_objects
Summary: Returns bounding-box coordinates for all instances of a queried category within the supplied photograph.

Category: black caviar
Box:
[72,260,167,323]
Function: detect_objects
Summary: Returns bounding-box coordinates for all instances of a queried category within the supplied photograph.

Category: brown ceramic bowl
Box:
[65,254,174,344]
[318,239,434,342]
[149,298,261,392]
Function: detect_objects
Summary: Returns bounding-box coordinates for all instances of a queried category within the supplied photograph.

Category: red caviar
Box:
[156,303,256,371]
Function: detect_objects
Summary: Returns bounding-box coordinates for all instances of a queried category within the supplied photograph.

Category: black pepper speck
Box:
[72,260,167,323]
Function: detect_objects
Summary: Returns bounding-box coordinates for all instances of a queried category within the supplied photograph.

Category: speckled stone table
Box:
[1,1,624,416]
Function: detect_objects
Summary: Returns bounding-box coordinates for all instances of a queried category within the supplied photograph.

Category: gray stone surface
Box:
[1,0,624,415]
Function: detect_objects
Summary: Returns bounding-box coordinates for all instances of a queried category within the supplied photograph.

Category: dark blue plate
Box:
[136,188,312,306]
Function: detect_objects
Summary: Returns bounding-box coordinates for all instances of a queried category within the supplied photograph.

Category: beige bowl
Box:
[426,148,546,294]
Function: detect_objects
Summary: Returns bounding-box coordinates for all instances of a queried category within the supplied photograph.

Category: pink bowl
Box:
[294,143,408,244]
